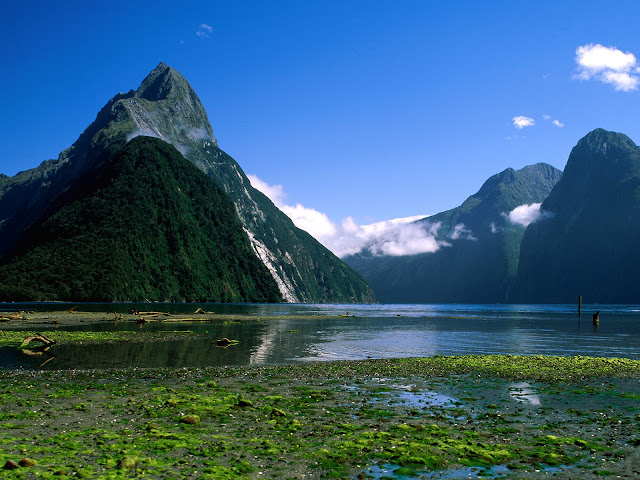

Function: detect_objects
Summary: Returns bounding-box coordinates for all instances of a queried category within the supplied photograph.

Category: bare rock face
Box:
[0,63,375,303]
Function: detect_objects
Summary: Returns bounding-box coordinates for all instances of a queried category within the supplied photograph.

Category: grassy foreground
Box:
[1,355,640,479]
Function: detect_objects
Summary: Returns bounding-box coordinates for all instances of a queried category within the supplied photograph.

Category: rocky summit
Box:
[514,129,640,303]
[0,63,375,303]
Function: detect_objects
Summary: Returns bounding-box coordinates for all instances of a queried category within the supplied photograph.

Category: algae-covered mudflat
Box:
[1,355,640,479]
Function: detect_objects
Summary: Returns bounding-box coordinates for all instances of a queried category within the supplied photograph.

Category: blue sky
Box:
[3,1,640,235]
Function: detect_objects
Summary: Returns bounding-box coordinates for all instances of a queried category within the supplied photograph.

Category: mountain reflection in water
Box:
[2,303,640,370]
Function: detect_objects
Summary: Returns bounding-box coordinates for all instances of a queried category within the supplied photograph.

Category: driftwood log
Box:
[19,333,56,349]
[19,333,56,368]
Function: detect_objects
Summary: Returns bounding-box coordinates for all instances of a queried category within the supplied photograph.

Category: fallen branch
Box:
[19,333,56,349]
[194,308,215,314]
[21,348,56,368]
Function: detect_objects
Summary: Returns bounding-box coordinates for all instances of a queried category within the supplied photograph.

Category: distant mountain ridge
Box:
[0,63,375,303]
[0,137,282,302]
[347,128,640,304]
[514,128,640,303]
[344,163,562,303]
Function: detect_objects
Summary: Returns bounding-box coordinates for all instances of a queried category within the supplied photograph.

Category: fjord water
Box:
[3,303,640,370]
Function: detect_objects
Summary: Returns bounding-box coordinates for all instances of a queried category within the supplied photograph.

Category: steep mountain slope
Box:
[0,137,282,302]
[515,129,640,303]
[0,63,375,303]
[345,163,562,303]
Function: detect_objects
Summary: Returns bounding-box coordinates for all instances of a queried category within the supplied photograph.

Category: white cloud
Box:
[505,203,553,227]
[574,43,639,91]
[247,174,437,257]
[188,127,213,140]
[248,174,336,240]
[280,204,337,240]
[543,115,565,128]
[508,203,541,227]
[355,218,442,257]
[448,223,477,241]
[576,43,635,72]
[196,24,213,38]
[602,71,639,91]
[513,116,535,129]
[246,174,287,206]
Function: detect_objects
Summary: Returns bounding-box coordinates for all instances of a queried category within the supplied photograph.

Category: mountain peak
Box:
[475,167,516,196]
[577,128,637,155]
[471,163,561,211]
[516,128,640,303]
[121,63,217,152]
[135,63,193,102]
[558,128,639,185]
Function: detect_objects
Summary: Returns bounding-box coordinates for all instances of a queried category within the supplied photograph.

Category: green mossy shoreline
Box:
[1,355,640,479]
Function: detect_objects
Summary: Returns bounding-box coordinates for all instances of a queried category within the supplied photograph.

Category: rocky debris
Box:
[3,460,19,470]
[117,456,137,469]
[270,408,286,418]
[179,414,200,425]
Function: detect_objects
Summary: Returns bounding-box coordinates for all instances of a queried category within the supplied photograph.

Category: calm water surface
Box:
[1,303,639,370]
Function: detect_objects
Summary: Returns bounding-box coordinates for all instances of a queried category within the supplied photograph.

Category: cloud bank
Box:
[247,174,336,240]
[505,203,553,227]
[343,217,443,257]
[247,174,441,258]
[574,43,639,91]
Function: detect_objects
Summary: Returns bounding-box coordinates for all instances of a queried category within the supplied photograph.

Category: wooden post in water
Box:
[578,295,582,317]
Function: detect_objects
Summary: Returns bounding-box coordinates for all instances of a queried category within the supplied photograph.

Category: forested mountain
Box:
[0,137,282,302]
[514,129,640,303]
[0,63,375,303]
[345,163,562,303]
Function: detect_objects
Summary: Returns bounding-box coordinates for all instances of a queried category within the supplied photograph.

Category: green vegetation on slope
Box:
[0,136,282,302]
